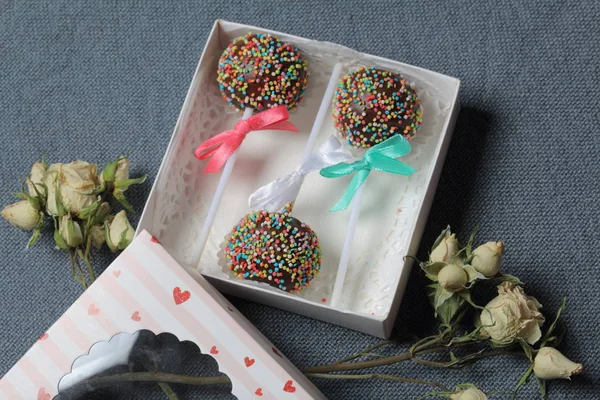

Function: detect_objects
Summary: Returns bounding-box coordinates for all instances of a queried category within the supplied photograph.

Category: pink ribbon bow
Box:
[194,105,299,173]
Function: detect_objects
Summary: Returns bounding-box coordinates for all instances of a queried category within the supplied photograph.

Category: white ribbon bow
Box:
[248,136,354,212]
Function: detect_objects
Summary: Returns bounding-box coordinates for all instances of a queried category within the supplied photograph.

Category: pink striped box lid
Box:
[0,230,325,400]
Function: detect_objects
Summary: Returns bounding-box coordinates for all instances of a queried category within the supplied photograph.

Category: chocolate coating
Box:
[217,33,308,112]
[225,210,321,293]
[333,66,422,148]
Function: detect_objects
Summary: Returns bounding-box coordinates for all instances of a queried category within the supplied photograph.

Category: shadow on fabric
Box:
[392,106,494,337]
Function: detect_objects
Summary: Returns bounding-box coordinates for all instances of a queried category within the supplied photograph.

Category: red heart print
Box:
[38,388,50,400]
[210,346,219,354]
[272,347,283,358]
[39,333,49,341]
[112,270,121,278]
[255,388,263,396]
[283,380,296,393]
[173,287,191,305]
[88,304,100,315]
[131,311,141,321]
[151,236,160,243]
[244,356,255,367]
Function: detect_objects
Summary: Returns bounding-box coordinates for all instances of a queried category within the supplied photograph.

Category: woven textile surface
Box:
[1,1,599,398]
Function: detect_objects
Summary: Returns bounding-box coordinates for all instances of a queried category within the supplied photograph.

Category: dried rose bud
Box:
[58,215,83,247]
[89,225,105,249]
[43,164,62,216]
[105,210,134,251]
[438,263,467,292]
[26,162,47,197]
[471,241,504,277]
[1,200,41,230]
[430,233,459,263]
[93,202,111,225]
[115,158,130,181]
[534,347,583,380]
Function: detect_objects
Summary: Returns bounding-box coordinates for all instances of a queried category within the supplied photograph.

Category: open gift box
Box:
[0,231,324,399]
[136,20,460,339]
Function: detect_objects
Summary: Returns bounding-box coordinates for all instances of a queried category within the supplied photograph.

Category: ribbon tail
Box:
[194,130,232,160]
[369,153,416,176]
[386,161,416,176]
[248,174,301,211]
[202,136,244,173]
[265,120,299,132]
[330,170,370,212]
[320,162,356,178]
[195,145,220,161]
[265,182,302,211]
[379,161,416,176]
[248,181,279,209]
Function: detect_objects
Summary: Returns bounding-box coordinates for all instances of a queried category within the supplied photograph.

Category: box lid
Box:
[0,230,325,399]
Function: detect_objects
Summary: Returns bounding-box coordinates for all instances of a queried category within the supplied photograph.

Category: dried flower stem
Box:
[69,250,88,289]
[306,343,462,374]
[83,371,449,392]
[84,372,230,387]
[332,340,395,365]
[77,248,96,284]
[78,339,524,393]
[142,356,180,400]
[410,349,526,369]
[305,373,449,391]
[157,383,180,400]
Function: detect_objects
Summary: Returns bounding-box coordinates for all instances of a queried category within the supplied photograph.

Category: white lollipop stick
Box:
[302,63,343,160]
[192,107,254,269]
[330,184,365,307]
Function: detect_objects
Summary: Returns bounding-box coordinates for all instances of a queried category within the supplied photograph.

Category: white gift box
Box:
[0,231,324,399]
[137,20,460,339]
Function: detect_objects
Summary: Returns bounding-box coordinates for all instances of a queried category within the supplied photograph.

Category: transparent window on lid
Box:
[56,330,234,400]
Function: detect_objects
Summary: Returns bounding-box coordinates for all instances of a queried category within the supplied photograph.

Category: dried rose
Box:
[59,161,100,214]
[1,200,41,230]
[105,210,134,251]
[43,161,99,216]
[480,282,544,345]
[534,347,583,380]
[471,241,504,277]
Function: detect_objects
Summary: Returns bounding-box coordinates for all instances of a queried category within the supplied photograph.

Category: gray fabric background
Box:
[1,1,599,399]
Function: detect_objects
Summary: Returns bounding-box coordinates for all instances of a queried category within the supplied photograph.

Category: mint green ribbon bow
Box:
[320,135,416,211]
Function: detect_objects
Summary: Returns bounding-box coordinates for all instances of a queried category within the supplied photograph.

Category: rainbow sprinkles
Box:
[217,33,309,112]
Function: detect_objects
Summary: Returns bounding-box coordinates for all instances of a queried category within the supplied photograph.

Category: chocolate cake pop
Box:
[217,33,309,112]
[333,66,422,149]
[225,208,321,293]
